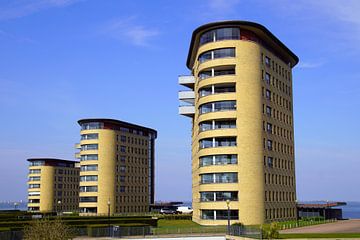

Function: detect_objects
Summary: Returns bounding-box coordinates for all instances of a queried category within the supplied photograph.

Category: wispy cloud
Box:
[313,0,360,26]
[0,0,84,20]
[0,29,35,43]
[208,0,241,13]
[297,60,325,69]
[101,17,159,47]
[192,0,241,22]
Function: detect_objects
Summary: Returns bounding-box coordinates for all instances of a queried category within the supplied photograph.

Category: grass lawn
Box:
[157,219,201,229]
[280,233,360,238]
[154,219,226,235]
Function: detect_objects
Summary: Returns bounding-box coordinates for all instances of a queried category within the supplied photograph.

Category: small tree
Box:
[23,218,74,240]
[261,222,279,239]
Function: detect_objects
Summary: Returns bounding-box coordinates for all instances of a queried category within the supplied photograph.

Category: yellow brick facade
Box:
[77,119,157,215]
[181,21,298,225]
[27,158,79,213]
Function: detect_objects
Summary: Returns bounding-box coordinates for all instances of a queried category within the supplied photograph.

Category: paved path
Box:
[281,219,360,233]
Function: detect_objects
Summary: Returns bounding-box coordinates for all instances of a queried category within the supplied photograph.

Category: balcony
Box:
[178,75,195,88]
[75,143,80,149]
[178,90,195,104]
[75,152,80,159]
[179,105,195,117]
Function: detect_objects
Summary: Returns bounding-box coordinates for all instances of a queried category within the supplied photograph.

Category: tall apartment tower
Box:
[27,158,79,213]
[76,118,157,215]
[179,21,299,225]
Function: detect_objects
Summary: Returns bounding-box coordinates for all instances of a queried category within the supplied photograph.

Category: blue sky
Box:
[0,0,359,202]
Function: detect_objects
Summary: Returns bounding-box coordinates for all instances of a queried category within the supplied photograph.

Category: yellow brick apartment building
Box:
[76,118,157,215]
[27,158,79,213]
[179,21,299,225]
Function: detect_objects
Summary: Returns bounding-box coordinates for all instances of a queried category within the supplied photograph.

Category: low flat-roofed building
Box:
[27,158,80,213]
[297,202,346,220]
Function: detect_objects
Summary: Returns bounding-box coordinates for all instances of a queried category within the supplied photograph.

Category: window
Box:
[28,176,40,181]
[80,164,98,171]
[120,166,126,173]
[198,66,235,80]
[215,120,236,129]
[120,146,126,153]
[81,122,103,130]
[199,120,236,132]
[79,197,97,202]
[199,137,236,149]
[266,123,272,133]
[200,173,238,184]
[198,48,235,63]
[267,157,274,168]
[266,106,272,117]
[267,140,273,151]
[201,210,238,220]
[28,199,40,203]
[80,175,98,182]
[28,191,40,196]
[28,184,40,189]
[80,186,98,192]
[81,133,98,140]
[200,192,214,202]
[198,84,235,97]
[265,72,271,84]
[29,169,41,174]
[199,121,212,132]
[120,186,126,192]
[199,28,240,45]
[81,144,98,151]
[199,87,212,97]
[215,137,236,147]
[29,161,44,166]
[266,90,271,100]
[198,70,212,80]
[80,207,97,213]
[120,156,126,162]
[198,51,212,63]
[199,101,236,114]
[80,154,98,161]
[120,135,126,142]
[265,56,271,66]
[200,191,238,202]
[119,176,125,182]
[200,154,237,167]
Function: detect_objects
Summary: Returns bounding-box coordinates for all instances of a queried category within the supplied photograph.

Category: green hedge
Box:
[162,214,192,220]
[0,217,158,229]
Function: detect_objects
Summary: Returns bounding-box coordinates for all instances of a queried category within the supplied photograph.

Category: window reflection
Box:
[199,28,240,46]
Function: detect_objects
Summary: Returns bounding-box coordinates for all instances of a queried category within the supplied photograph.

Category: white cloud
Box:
[0,0,84,20]
[297,60,325,69]
[101,17,159,47]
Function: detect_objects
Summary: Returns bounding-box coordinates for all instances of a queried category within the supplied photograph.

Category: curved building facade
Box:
[179,21,298,225]
[77,119,157,215]
[27,158,79,213]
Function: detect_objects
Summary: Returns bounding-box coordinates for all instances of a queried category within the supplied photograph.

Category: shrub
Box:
[262,222,279,239]
[23,218,75,240]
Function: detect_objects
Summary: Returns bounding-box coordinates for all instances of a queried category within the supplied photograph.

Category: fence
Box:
[0,231,23,240]
[229,225,262,239]
[279,218,337,230]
